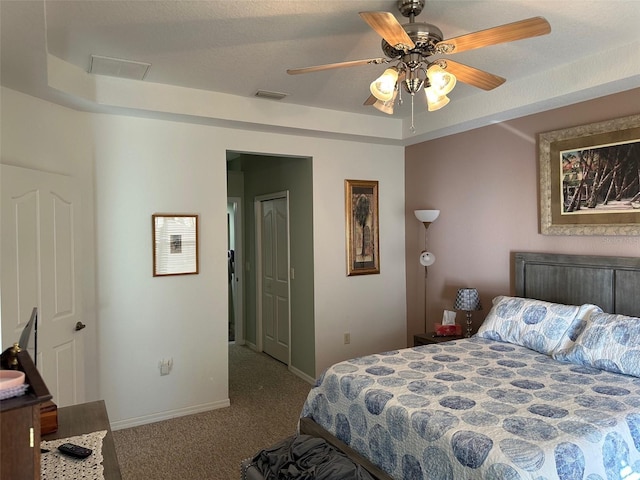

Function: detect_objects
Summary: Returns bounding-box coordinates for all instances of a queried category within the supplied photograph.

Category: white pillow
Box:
[552,310,640,378]
[476,296,584,355]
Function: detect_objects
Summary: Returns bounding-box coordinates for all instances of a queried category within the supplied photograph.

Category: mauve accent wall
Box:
[405,88,640,345]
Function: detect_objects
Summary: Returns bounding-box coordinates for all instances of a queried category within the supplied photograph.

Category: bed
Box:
[299,252,640,480]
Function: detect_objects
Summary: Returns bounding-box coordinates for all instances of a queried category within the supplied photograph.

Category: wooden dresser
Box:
[0,350,52,480]
[1,350,122,479]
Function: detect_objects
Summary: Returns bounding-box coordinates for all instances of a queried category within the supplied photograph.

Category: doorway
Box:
[226,151,315,377]
[227,198,244,344]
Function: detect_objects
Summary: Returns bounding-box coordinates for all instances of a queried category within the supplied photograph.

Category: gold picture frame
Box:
[345,179,380,276]
[539,114,640,235]
[152,214,199,276]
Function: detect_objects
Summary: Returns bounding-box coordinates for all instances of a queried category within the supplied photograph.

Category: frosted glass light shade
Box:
[373,88,398,115]
[370,68,399,102]
[427,65,456,95]
[373,100,393,114]
[419,251,436,266]
[414,209,440,223]
[425,89,450,111]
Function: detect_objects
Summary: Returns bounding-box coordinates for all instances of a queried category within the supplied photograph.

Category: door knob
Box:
[75,321,86,331]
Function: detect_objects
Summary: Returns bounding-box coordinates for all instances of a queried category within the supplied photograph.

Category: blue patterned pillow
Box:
[476,296,583,355]
[551,303,603,352]
[552,311,640,378]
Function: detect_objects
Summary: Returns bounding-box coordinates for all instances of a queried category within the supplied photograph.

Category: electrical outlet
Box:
[159,358,173,376]
[344,332,350,345]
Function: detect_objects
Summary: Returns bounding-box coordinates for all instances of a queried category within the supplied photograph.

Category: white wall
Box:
[91,114,229,427]
[2,87,407,426]
[313,143,407,375]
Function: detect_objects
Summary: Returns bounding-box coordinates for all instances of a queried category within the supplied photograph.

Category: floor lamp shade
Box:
[414,209,440,226]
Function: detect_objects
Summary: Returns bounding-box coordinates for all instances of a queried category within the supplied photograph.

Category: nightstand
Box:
[414,332,464,346]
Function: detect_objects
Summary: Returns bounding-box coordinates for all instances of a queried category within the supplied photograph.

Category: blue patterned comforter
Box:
[301,338,640,479]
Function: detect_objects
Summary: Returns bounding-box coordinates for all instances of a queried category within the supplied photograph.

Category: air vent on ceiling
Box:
[255,90,288,101]
[89,55,151,81]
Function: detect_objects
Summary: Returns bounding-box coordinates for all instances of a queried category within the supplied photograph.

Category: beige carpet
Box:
[112,344,312,479]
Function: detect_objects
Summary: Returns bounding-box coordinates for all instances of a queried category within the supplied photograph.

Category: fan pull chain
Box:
[410,94,416,134]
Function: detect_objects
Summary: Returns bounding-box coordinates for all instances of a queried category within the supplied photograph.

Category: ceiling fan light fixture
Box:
[425,88,450,111]
[373,88,397,114]
[427,65,456,95]
[370,67,399,101]
[403,77,424,95]
[373,99,394,114]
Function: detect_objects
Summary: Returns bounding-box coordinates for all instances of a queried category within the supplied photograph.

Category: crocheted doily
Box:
[41,430,107,480]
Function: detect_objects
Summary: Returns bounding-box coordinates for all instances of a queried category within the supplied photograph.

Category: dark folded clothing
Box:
[250,434,375,480]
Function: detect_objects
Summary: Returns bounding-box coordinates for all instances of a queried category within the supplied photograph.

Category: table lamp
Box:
[454,288,482,338]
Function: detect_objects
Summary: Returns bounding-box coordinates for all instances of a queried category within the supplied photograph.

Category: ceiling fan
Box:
[287,0,551,131]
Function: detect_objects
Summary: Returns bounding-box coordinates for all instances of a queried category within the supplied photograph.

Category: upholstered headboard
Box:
[514,252,640,317]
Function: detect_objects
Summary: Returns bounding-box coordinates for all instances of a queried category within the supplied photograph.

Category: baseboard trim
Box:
[110,398,230,431]
[289,365,315,385]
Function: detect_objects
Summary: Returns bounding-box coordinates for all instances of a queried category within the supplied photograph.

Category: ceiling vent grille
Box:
[255,90,288,101]
[89,55,151,81]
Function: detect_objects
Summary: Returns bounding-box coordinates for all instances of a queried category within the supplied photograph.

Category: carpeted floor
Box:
[112,344,312,479]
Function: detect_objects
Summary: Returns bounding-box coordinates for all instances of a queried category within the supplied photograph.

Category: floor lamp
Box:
[414,209,439,332]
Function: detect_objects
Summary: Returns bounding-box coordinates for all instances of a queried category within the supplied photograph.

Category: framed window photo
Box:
[152,214,199,276]
[345,179,380,276]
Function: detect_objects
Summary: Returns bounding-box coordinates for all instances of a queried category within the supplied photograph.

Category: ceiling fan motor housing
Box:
[398,0,425,18]
[381,22,444,59]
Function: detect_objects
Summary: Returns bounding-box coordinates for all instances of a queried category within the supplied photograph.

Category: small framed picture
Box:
[152,214,199,276]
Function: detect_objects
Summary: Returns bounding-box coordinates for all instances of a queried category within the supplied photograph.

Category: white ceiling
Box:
[2,1,639,145]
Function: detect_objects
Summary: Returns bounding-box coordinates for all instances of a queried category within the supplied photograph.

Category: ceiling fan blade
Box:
[436,17,551,54]
[439,60,505,90]
[287,58,388,75]
[363,95,377,106]
[359,11,415,51]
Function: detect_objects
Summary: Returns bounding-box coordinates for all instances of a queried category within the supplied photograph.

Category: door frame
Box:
[227,197,244,344]
[254,191,291,364]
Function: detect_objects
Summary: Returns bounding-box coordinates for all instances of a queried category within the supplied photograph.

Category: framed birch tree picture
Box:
[539,114,640,235]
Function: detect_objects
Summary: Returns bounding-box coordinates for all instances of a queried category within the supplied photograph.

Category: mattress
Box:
[301,337,640,479]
